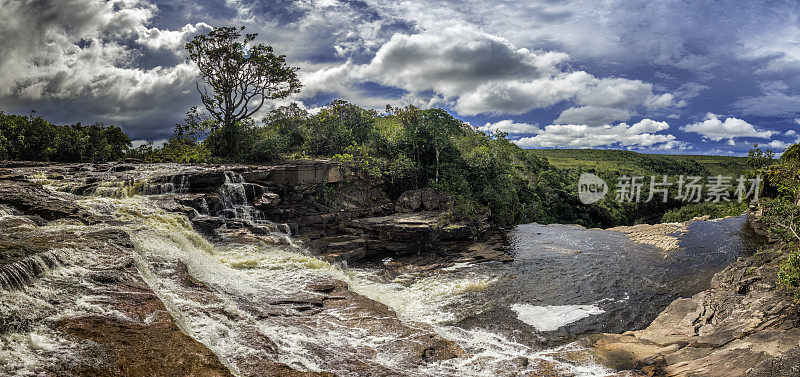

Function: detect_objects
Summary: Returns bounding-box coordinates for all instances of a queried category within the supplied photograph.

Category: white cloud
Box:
[0,0,205,138]
[477,120,538,134]
[514,119,680,149]
[338,26,676,119]
[763,137,800,151]
[358,26,568,97]
[553,106,632,125]
[786,130,797,136]
[681,113,772,141]
[136,23,213,51]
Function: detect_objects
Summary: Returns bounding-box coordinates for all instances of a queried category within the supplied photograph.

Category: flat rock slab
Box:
[591,247,800,377]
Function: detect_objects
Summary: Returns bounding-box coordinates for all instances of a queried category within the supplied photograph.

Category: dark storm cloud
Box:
[0,0,210,139]
[2,0,800,153]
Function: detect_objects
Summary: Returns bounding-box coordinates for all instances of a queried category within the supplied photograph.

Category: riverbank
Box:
[0,160,786,376]
[591,212,799,377]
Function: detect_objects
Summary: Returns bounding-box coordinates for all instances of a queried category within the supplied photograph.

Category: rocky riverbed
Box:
[0,161,789,377]
[591,214,800,377]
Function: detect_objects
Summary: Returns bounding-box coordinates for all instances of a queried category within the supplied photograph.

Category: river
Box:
[0,175,762,376]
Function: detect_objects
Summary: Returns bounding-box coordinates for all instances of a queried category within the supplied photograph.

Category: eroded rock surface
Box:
[0,161,480,376]
[591,239,799,377]
[0,190,235,376]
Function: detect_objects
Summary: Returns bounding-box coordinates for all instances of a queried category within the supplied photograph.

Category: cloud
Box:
[365,0,799,75]
[0,0,205,138]
[553,106,633,125]
[681,113,773,141]
[4,0,797,147]
[477,120,538,134]
[764,140,791,150]
[359,26,568,96]
[734,92,800,117]
[136,23,213,51]
[349,26,676,119]
[514,118,680,149]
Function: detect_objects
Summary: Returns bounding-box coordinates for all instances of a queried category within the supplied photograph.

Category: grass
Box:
[527,149,749,177]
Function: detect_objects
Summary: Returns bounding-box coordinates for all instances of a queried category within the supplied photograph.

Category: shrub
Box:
[660,202,748,223]
[779,247,800,302]
[0,111,131,162]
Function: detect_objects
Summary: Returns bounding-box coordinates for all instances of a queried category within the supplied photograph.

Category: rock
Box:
[395,190,422,213]
[243,161,342,187]
[610,222,688,252]
[395,189,453,213]
[592,243,800,377]
[420,189,453,211]
[109,164,136,172]
[192,216,226,236]
[308,284,337,293]
[0,181,100,224]
[254,192,281,209]
[462,242,514,263]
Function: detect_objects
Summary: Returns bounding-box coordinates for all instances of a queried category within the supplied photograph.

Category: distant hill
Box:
[527,149,750,177]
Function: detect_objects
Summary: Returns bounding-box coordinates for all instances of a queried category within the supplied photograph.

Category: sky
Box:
[1,0,800,155]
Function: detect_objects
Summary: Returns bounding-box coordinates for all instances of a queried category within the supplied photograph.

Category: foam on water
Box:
[1,190,614,376]
[88,196,614,376]
[511,304,606,332]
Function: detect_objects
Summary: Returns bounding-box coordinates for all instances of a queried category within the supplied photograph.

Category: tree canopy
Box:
[0,111,131,162]
[185,26,301,157]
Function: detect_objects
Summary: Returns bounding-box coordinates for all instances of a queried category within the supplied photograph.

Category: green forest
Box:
[0,112,131,162]
[0,105,768,229]
[0,25,782,230]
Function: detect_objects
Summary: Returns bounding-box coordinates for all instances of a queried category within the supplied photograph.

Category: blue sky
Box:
[1,0,799,155]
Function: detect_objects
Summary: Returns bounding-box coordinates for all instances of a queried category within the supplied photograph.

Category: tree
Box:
[185,26,301,157]
[781,143,800,164]
[746,143,775,170]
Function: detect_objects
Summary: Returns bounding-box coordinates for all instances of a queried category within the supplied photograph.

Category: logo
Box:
[578,173,608,204]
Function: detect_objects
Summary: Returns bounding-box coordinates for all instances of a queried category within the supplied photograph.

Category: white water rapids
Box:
[0,179,615,376]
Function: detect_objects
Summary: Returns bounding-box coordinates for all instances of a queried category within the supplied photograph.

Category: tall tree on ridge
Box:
[185,26,301,157]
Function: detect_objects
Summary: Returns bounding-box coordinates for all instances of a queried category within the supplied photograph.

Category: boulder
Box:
[421,189,453,211]
[395,190,423,213]
[395,189,453,213]
[254,192,281,209]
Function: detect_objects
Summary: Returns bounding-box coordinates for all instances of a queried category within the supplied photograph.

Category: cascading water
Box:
[0,249,67,290]
[88,196,611,376]
[218,171,264,224]
[1,175,617,376]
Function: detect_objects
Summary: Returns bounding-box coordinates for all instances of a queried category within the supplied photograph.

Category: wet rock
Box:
[592,242,800,377]
[0,181,100,224]
[308,284,337,293]
[109,164,136,172]
[462,242,514,263]
[57,316,233,377]
[192,216,226,236]
[253,192,280,209]
[610,222,688,252]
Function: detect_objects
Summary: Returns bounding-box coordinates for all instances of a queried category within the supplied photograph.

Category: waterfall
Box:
[142,174,188,195]
[1,175,614,377]
[0,249,67,290]
[218,171,263,223]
